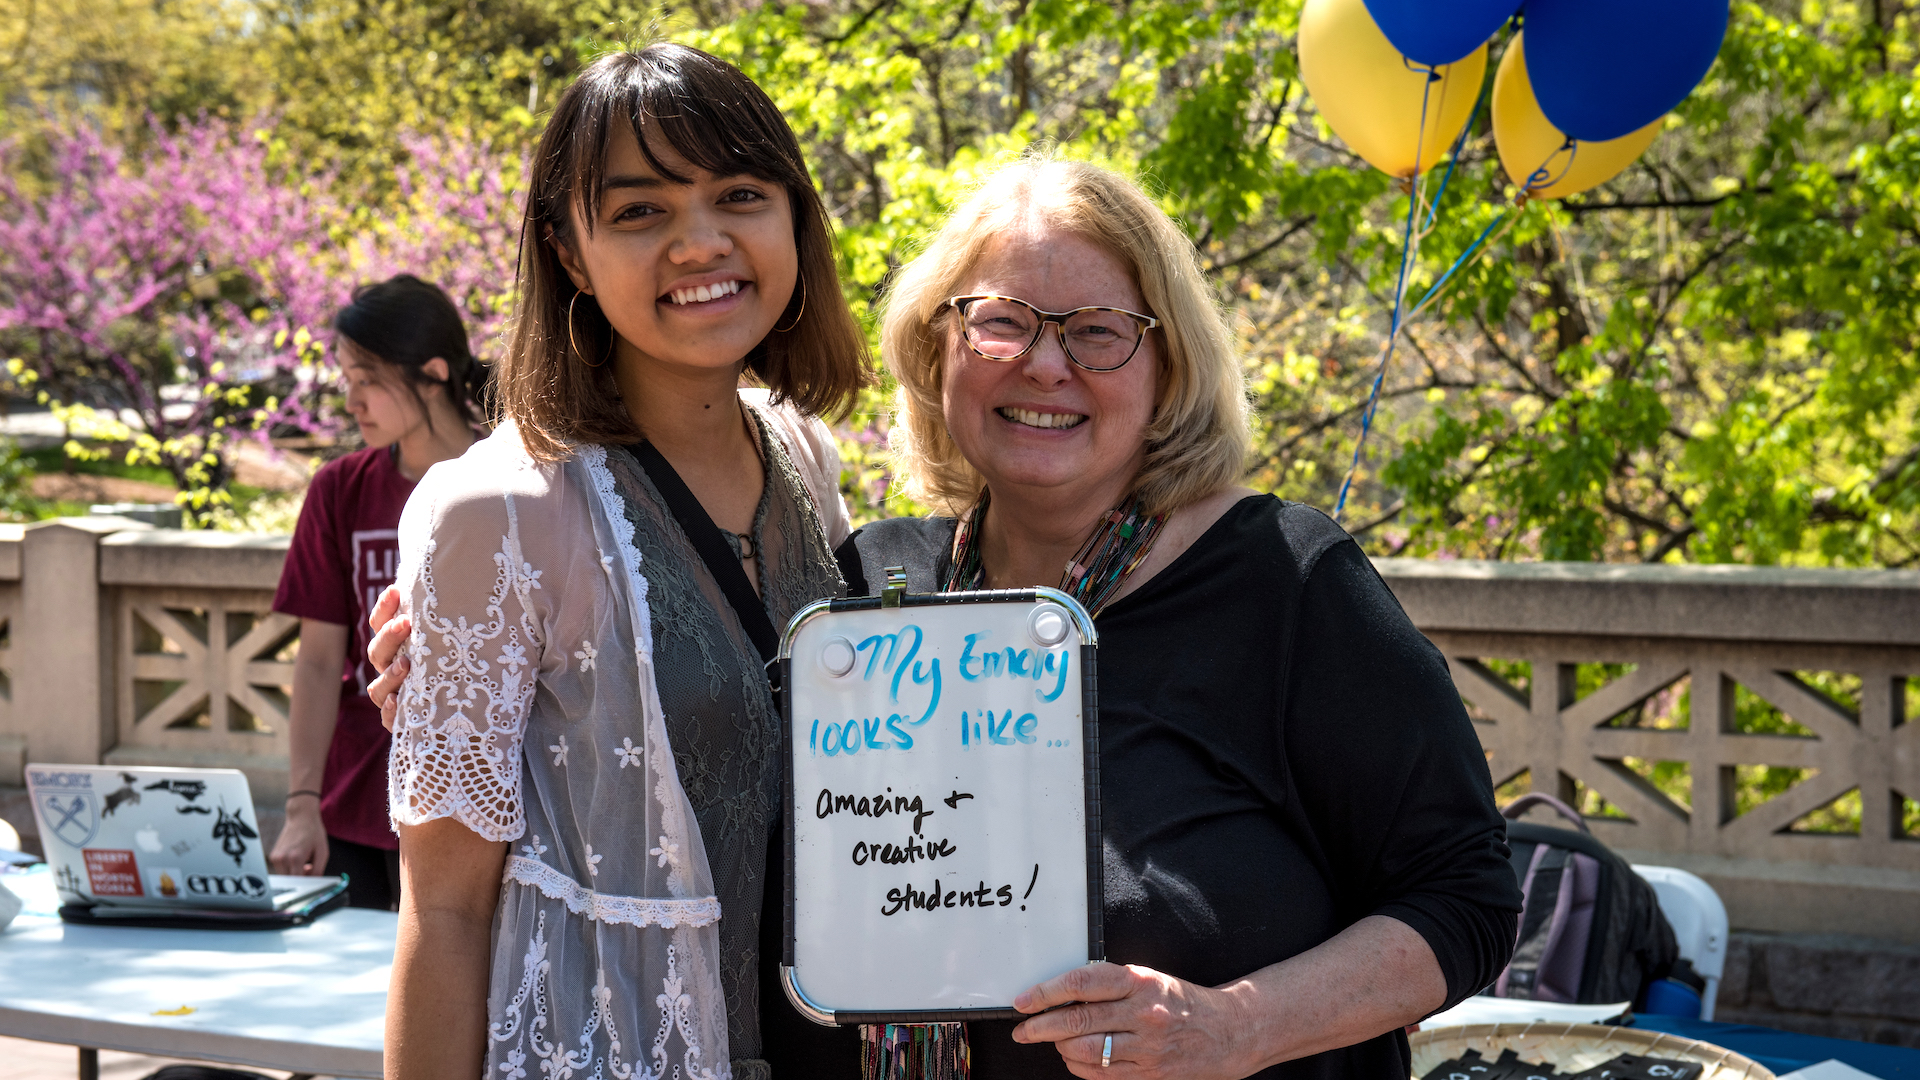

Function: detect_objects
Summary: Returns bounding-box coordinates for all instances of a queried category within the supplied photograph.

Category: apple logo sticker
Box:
[135,827,163,853]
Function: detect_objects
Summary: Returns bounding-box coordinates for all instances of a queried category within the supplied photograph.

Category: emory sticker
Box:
[82,849,144,897]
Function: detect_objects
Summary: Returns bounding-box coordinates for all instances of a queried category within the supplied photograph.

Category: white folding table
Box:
[0,867,387,1079]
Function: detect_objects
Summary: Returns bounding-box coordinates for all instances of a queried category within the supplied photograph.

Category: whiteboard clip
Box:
[881,566,908,608]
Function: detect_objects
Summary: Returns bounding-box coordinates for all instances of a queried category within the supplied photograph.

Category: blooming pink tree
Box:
[0,118,344,514]
[0,119,527,520]
[354,133,525,367]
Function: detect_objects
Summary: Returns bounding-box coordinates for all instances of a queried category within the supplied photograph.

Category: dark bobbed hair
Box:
[334,274,488,431]
[498,44,872,461]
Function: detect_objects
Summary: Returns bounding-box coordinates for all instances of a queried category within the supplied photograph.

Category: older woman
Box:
[816,155,1522,1079]
[370,151,1520,1079]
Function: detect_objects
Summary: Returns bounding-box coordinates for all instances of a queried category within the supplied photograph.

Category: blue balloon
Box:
[1523,0,1729,142]
[1362,0,1520,67]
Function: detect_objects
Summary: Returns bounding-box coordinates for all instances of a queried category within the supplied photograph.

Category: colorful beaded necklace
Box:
[944,490,1170,617]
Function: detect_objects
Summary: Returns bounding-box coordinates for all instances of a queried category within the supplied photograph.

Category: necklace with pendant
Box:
[945,490,1169,617]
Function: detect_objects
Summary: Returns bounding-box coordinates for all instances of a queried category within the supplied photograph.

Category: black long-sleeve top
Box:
[763,495,1520,1078]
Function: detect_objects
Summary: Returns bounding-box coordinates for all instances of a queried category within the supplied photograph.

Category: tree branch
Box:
[824,0,896,45]
[1210,215,1315,272]
[1346,497,1405,537]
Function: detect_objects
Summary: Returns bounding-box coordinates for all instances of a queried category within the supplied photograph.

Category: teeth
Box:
[998,407,1087,430]
[668,280,742,305]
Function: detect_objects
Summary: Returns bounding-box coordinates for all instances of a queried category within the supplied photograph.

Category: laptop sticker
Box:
[103,772,142,816]
[43,792,99,848]
[212,804,258,867]
[83,849,144,897]
[144,778,208,802]
[31,768,101,848]
[187,872,268,899]
[146,778,212,813]
[150,866,185,898]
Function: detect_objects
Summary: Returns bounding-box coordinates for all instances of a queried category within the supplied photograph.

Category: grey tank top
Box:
[602,406,843,1079]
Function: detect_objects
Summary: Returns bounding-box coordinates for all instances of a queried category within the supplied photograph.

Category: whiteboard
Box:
[779,587,1103,1025]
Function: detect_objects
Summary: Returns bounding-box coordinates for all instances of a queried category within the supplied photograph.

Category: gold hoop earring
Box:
[773,276,807,334]
[569,290,612,368]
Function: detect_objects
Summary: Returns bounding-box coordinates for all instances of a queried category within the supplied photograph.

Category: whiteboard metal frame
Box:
[777,586,1105,1026]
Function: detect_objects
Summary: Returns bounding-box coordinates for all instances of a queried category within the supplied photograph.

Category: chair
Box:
[1631,863,1729,1020]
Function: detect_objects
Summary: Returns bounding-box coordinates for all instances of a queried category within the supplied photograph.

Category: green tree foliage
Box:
[4,0,1914,563]
[692,0,1919,563]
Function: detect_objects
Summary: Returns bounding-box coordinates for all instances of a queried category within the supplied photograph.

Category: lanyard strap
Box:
[627,441,781,667]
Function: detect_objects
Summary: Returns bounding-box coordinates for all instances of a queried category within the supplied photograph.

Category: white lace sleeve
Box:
[388,473,545,842]
[746,388,852,549]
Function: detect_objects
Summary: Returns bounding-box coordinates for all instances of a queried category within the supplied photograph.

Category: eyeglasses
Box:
[945,295,1159,372]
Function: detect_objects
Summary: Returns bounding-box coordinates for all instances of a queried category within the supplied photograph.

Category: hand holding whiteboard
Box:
[779,585,1104,1024]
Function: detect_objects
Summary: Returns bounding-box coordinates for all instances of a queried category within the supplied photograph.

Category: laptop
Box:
[25,763,346,919]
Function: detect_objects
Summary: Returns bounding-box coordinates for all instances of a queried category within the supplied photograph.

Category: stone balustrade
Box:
[1,520,1915,944]
[1376,558,1920,945]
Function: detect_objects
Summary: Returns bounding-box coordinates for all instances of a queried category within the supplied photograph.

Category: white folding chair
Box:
[1632,863,1729,1020]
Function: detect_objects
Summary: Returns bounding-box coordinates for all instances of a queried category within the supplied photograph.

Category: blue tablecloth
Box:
[1629,1015,1920,1079]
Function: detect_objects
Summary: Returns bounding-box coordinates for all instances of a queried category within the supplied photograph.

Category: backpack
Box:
[1491,794,1681,1006]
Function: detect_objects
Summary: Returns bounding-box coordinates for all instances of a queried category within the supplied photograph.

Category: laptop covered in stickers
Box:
[24,764,348,927]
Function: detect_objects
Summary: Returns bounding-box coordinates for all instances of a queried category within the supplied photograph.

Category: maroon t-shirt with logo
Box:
[272,446,413,850]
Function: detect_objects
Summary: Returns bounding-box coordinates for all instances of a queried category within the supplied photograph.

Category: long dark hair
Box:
[334,274,488,431]
[498,43,871,462]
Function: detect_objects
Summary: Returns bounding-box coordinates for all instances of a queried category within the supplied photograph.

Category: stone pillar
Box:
[13,517,151,767]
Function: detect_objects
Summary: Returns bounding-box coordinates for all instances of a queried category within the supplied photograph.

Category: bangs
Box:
[561,45,809,233]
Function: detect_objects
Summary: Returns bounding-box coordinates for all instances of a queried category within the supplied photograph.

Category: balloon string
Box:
[1402,206,1525,324]
[1422,48,1497,234]
[1524,137,1581,193]
[1333,69,1437,523]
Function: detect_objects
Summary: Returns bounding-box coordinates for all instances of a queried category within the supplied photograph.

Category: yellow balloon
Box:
[1492,32,1663,199]
[1298,0,1487,179]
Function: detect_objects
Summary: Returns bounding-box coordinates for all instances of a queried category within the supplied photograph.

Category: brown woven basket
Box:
[1410,1023,1776,1080]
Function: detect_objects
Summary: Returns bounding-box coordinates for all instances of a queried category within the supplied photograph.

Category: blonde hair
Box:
[880,153,1251,516]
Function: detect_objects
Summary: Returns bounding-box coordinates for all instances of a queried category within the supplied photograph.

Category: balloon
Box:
[1493,33,1662,199]
[1362,0,1520,66]
[1299,0,1488,179]
[1522,0,1727,142]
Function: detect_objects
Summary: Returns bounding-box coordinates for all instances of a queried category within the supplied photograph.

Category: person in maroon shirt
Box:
[270,275,485,908]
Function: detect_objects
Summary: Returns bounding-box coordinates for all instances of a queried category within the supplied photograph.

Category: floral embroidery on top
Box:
[615,738,643,769]
[394,435,749,1080]
[387,528,543,841]
[503,857,721,928]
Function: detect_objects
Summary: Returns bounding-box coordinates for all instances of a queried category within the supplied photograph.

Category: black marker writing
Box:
[816,787,934,834]
[852,835,958,866]
[881,875,1018,916]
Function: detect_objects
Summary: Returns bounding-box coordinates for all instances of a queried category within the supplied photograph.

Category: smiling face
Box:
[941,222,1159,510]
[555,127,798,377]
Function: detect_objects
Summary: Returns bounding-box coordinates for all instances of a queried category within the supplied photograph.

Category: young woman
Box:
[377,45,868,1080]
[268,274,484,909]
